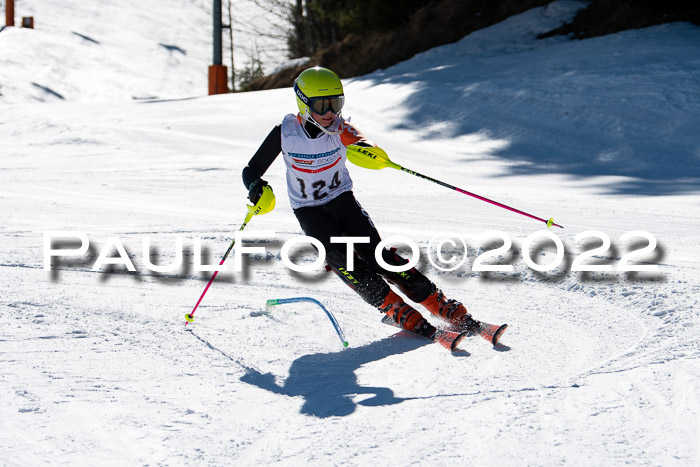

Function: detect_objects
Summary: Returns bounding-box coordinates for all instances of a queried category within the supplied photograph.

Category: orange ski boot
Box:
[421,289,508,345]
[420,288,480,331]
[379,290,436,337]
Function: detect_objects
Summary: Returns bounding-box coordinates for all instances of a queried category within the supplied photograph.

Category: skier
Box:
[242,66,483,341]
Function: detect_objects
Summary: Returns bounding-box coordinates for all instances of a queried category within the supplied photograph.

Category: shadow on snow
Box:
[355,25,700,196]
[240,335,460,418]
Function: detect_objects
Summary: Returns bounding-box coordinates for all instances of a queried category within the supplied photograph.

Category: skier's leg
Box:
[323,192,382,258]
[379,248,480,330]
[320,193,448,308]
[325,248,389,308]
[321,192,432,302]
[376,247,434,302]
[294,201,433,334]
[324,249,435,337]
[294,202,380,301]
[296,192,439,336]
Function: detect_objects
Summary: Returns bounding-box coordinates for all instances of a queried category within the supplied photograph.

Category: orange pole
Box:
[208,64,228,95]
[6,0,15,27]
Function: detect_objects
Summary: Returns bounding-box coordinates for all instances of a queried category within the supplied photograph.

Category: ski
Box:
[471,321,508,345]
[381,314,469,351]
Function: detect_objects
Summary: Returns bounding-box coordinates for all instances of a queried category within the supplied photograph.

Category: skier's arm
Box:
[242,125,281,203]
[339,121,376,148]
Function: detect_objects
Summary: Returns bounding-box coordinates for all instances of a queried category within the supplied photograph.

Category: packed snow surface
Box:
[2,1,700,465]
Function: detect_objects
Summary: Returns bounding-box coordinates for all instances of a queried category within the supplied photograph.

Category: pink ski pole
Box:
[347,145,563,228]
[184,209,254,326]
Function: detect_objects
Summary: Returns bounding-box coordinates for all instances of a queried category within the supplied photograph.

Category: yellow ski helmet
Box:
[294,67,345,120]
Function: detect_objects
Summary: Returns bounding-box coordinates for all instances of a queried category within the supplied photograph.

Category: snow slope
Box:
[2,1,700,465]
[0,0,288,102]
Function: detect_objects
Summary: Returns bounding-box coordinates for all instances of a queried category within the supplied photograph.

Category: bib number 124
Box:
[297,171,341,200]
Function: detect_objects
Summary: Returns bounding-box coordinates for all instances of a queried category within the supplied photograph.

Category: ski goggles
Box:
[295,83,345,115]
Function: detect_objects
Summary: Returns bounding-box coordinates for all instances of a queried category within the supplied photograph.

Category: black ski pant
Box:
[293,191,434,307]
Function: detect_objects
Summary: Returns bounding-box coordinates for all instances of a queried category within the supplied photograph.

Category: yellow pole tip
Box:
[185,314,194,323]
[546,218,554,228]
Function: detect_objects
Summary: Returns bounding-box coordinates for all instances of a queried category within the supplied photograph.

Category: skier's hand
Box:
[247,178,269,205]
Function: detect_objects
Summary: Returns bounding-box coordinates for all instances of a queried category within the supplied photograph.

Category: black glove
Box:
[247,178,269,204]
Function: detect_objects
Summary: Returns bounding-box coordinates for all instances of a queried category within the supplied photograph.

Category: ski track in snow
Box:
[2,1,700,465]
